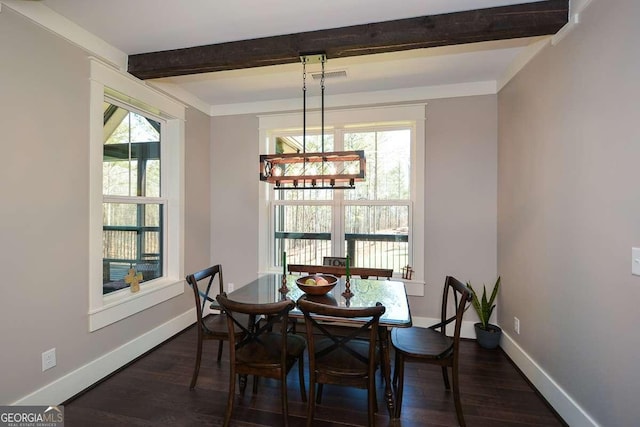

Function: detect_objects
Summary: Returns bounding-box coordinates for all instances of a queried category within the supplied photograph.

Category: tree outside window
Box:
[102,101,164,294]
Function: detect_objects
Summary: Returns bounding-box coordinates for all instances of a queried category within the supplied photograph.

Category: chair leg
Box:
[394,354,405,419]
[368,376,377,427]
[217,340,224,362]
[373,381,378,414]
[452,364,466,427]
[239,374,247,395]
[392,348,399,387]
[316,383,324,404]
[306,372,316,427]
[441,366,451,390]
[190,335,203,389]
[298,356,307,402]
[252,375,259,394]
[223,368,236,427]
[281,372,289,427]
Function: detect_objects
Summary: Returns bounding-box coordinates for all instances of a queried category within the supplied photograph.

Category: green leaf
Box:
[488,276,500,306]
[467,276,501,329]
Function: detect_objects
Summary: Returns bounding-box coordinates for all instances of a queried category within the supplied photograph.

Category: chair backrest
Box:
[288,263,393,280]
[297,296,385,377]
[216,293,296,371]
[433,276,472,355]
[185,264,224,324]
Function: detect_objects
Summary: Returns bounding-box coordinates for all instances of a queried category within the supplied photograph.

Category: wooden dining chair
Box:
[391,276,472,426]
[216,293,307,427]
[185,264,248,389]
[298,296,385,427]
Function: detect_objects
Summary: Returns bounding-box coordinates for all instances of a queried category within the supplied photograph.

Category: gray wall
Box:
[185,107,215,273]
[420,96,498,318]
[498,0,640,425]
[210,97,498,321]
[0,8,209,404]
[210,115,260,288]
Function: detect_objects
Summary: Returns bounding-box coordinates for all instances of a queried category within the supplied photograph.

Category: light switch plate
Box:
[632,248,640,276]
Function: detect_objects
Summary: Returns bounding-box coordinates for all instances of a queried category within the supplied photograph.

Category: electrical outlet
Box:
[228,282,235,292]
[632,247,640,276]
[514,317,520,335]
[42,348,56,371]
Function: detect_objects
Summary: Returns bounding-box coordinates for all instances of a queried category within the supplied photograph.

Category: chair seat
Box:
[202,313,249,337]
[391,327,453,359]
[236,332,306,365]
[315,337,377,378]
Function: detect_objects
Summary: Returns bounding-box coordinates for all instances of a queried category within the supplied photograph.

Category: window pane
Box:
[344,205,409,271]
[103,159,137,196]
[275,134,334,201]
[274,204,332,266]
[344,129,410,201]
[102,202,163,294]
[145,159,160,197]
[103,102,161,197]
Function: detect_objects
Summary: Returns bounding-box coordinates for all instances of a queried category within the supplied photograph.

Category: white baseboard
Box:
[13,309,195,405]
[411,317,599,427]
[500,331,600,427]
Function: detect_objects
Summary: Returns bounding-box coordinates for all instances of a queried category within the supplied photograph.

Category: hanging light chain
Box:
[321,55,325,155]
[302,56,307,155]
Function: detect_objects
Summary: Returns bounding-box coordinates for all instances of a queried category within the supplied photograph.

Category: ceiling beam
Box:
[128,0,568,80]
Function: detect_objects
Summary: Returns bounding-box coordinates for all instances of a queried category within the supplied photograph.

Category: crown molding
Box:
[1,0,127,70]
[210,81,497,117]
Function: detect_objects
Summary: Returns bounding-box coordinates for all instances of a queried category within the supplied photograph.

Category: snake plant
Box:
[467,276,501,330]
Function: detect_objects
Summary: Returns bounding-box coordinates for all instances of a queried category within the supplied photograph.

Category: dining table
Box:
[211,273,413,418]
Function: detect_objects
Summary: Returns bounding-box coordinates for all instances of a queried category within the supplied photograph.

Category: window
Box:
[89,59,185,331]
[259,105,425,290]
[102,101,164,294]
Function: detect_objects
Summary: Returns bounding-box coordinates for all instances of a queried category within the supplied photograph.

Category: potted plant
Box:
[468,276,502,349]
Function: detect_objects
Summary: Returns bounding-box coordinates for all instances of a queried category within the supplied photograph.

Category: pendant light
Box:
[259,53,365,190]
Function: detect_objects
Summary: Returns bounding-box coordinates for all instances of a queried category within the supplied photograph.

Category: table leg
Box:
[378,326,396,418]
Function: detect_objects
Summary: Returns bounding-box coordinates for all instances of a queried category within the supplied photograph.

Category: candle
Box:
[345,255,350,280]
[282,251,287,276]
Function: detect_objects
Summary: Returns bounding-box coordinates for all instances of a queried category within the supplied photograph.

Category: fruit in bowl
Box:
[296,274,338,295]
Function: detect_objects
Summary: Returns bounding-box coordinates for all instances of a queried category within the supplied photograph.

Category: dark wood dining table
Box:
[212,273,413,418]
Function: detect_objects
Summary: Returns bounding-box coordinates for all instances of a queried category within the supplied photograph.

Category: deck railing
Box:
[275,231,408,273]
[102,226,161,288]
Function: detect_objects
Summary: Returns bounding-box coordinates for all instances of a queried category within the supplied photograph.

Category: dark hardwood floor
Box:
[64,325,566,426]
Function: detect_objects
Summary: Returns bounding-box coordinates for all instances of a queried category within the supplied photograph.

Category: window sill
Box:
[399,279,425,297]
[89,278,184,331]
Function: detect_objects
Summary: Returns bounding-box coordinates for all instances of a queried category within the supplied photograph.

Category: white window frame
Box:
[258,104,425,295]
[88,58,185,331]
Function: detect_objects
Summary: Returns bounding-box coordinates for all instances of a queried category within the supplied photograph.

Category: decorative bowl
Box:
[295,274,338,295]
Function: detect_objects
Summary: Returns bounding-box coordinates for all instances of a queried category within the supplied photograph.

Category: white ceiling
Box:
[35,0,551,113]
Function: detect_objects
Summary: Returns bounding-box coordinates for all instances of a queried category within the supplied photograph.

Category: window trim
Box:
[89,58,185,331]
[258,104,425,295]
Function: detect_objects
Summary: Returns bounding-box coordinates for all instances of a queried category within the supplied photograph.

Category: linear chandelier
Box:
[259,53,366,190]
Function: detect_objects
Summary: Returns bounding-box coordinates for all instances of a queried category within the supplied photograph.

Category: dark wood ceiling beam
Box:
[128,0,568,80]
